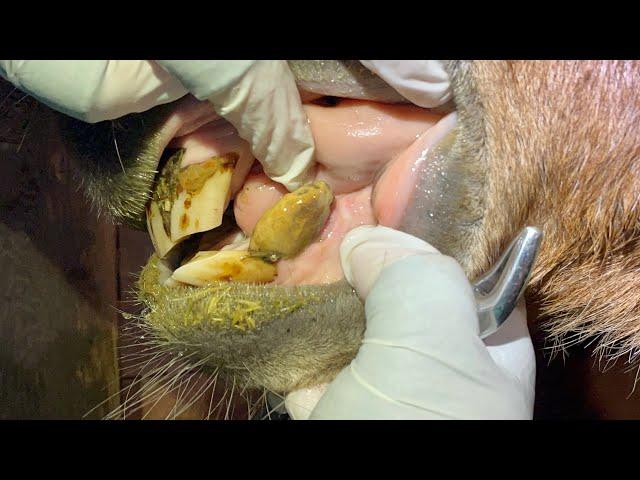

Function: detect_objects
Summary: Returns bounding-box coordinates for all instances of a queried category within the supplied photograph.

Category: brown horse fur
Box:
[447,61,640,363]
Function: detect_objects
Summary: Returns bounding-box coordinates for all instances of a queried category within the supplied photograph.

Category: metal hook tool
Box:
[474,226,543,339]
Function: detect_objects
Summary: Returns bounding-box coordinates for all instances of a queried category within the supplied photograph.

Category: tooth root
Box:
[249,180,334,261]
[147,201,178,258]
[171,250,277,287]
[169,154,236,243]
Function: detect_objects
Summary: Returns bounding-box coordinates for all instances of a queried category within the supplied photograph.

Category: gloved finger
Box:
[339,226,485,383]
[284,383,329,420]
[291,224,463,419]
[342,226,534,396]
[158,60,316,192]
[311,255,530,419]
[360,60,452,109]
[313,225,533,419]
[340,225,440,299]
[0,60,189,123]
[292,293,536,420]
[484,300,536,409]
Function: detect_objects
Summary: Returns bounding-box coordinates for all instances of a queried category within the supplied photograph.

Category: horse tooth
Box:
[249,180,334,261]
[171,250,277,287]
[147,200,178,258]
[146,149,237,259]
[169,153,237,243]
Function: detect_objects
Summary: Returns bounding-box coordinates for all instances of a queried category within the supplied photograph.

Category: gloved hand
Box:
[0,60,189,123]
[360,60,453,109]
[285,225,536,420]
[0,60,315,191]
[157,60,315,190]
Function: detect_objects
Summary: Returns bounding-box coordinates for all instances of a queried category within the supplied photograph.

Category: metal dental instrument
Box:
[474,226,543,339]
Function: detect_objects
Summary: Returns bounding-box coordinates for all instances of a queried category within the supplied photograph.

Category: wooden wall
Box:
[0,81,120,419]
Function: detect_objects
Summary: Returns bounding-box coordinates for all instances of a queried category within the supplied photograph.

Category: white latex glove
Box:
[285,225,535,420]
[157,60,315,191]
[0,60,315,191]
[360,60,452,109]
[0,60,189,123]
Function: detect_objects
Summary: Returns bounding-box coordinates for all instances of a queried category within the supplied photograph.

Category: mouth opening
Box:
[130,88,463,396]
[55,65,471,400]
[146,93,458,293]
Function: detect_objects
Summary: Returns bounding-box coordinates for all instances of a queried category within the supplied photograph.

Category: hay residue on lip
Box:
[139,255,323,332]
[137,255,366,392]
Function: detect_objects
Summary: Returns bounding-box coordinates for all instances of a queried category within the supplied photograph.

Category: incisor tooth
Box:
[147,201,178,258]
[169,154,237,243]
[146,149,237,258]
[249,181,334,261]
[171,250,277,287]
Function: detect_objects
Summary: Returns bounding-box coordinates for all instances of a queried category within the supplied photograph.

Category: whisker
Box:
[137,353,202,419]
[111,121,126,175]
[172,369,219,419]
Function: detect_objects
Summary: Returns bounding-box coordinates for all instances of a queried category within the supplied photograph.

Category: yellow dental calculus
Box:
[171,250,276,287]
[146,149,237,258]
[249,180,334,261]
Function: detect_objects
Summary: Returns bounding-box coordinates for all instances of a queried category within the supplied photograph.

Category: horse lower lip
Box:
[137,254,366,392]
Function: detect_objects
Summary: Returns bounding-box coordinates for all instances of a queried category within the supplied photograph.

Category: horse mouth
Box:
[59,62,468,407]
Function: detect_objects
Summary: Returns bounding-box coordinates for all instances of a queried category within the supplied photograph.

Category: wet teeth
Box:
[147,149,237,258]
[171,250,277,286]
[170,153,237,242]
[147,201,178,258]
[249,180,334,262]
